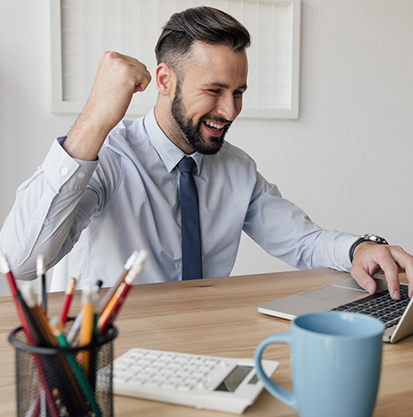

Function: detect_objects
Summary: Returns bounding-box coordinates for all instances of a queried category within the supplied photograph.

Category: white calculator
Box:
[112,348,279,414]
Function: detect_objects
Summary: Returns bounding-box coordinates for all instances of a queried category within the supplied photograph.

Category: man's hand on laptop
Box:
[350,242,413,300]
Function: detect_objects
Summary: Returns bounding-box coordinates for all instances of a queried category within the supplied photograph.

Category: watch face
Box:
[350,234,389,262]
[363,234,388,245]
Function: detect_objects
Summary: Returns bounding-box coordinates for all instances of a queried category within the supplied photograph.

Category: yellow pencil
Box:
[78,285,94,374]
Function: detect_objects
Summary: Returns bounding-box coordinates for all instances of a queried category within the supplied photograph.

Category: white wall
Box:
[1,0,413,296]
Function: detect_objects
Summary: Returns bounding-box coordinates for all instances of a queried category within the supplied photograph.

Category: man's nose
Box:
[216,94,239,121]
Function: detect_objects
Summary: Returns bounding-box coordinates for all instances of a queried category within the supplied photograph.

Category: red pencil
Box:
[98,250,148,334]
[97,250,139,314]
[0,254,27,328]
[59,278,76,325]
[0,254,59,417]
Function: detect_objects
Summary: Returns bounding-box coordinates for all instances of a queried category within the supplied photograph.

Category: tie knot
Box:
[178,157,196,174]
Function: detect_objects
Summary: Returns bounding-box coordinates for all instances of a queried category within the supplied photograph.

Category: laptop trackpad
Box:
[299,286,369,304]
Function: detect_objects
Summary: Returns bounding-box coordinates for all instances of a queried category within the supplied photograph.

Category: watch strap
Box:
[349,234,389,262]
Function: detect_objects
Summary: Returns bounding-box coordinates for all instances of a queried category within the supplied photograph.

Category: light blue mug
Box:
[254,311,384,417]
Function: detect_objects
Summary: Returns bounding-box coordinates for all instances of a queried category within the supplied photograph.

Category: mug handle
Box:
[254,332,298,411]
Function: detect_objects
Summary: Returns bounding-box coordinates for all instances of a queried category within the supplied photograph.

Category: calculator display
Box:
[215,365,253,392]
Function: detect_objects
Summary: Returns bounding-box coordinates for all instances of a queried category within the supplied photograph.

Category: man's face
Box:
[169,42,248,155]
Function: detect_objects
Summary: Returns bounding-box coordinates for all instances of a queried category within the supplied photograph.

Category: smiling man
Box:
[1,6,412,298]
[157,42,248,155]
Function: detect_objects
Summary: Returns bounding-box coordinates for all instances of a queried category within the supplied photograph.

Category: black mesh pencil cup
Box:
[9,319,118,417]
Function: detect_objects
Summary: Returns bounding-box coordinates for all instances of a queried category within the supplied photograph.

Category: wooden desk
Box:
[1,269,412,416]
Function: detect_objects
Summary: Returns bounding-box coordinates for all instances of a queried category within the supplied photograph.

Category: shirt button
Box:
[77,171,86,179]
[60,167,68,176]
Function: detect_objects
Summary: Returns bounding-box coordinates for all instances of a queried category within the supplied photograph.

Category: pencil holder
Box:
[9,319,118,417]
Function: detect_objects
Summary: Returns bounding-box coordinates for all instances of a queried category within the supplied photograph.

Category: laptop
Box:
[257,277,413,343]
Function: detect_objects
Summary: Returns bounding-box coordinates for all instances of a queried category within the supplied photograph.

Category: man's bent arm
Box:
[0,139,98,280]
[63,52,151,161]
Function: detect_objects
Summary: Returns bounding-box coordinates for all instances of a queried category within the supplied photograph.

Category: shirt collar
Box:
[144,108,203,175]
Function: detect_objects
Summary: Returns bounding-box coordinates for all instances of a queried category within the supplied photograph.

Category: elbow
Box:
[0,248,38,282]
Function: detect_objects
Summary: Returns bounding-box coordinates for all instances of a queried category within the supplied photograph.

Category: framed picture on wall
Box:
[50,0,301,119]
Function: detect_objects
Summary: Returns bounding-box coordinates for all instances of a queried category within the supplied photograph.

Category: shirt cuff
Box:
[42,137,98,192]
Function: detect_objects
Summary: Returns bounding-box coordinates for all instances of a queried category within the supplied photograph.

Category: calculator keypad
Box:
[113,348,231,392]
[111,347,279,414]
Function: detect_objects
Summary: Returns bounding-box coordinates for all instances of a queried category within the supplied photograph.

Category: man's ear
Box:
[156,63,175,96]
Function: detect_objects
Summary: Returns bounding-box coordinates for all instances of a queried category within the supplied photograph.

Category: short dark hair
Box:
[155,6,251,76]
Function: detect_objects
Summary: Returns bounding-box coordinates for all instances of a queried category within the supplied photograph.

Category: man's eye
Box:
[208,89,221,94]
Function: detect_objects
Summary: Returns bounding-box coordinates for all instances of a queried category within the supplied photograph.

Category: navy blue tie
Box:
[177,157,203,280]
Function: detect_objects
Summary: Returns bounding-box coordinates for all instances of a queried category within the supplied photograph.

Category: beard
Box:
[170,82,231,155]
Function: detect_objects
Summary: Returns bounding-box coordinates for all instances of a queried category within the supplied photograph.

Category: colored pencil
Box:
[0,254,27,330]
[97,250,139,314]
[58,278,76,325]
[50,318,102,417]
[78,285,94,374]
[0,256,59,417]
[66,280,102,344]
[98,250,148,334]
[21,283,89,416]
[21,283,56,347]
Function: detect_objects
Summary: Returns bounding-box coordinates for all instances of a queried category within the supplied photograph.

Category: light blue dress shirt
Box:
[0,109,357,287]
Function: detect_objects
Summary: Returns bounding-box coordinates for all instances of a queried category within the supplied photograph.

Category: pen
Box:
[98,250,148,334]
[66,310,83,345]
[97,250,139,314]
[37,254,47,314]
[58,278,76,325]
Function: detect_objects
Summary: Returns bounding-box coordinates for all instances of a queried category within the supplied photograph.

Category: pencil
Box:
[37,254,47,314]
[50,318,102,417]
[22,282,91,416]
[21,283,56,347]
[97,250,139,314]
[0,260,60,417]
[66,280,102,345]
[98,250,148,334]
[0,254,27,331]
[89,280,103,388]
[16,290,45,347]
[98,249,148,320]
[78,284,94,374]
[58,278,76,325]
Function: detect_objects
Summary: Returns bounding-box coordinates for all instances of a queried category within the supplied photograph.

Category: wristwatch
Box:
[349,234,389,262]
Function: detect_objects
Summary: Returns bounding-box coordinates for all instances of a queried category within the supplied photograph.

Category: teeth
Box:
[205,120,225,130]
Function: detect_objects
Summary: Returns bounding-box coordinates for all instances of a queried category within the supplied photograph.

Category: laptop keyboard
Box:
[331,285,410,328]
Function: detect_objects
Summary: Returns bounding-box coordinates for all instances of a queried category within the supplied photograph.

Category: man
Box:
[0,6,412,299]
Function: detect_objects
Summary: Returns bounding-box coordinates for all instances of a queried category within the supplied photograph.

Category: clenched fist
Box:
[64,52,152,161]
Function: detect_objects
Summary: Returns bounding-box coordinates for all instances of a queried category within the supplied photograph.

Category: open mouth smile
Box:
[204,120,226,130]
